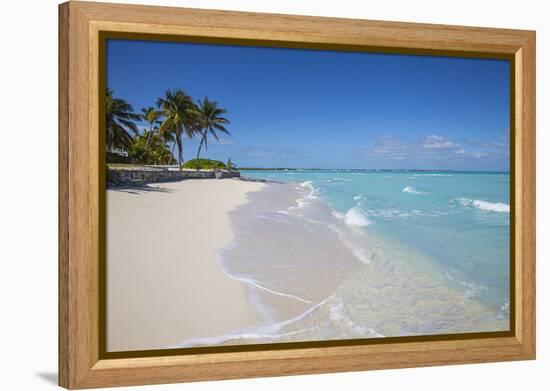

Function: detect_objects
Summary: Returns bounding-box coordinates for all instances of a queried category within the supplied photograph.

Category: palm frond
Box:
[105,88,139,150]
[192,97,232,153]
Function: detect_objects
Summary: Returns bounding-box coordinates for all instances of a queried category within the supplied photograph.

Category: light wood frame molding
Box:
[59,1,536,389]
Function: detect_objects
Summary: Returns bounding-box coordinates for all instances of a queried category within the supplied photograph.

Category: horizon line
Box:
[237,167,510,173]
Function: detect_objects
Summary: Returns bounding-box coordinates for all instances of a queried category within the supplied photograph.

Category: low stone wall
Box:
[107,167,241,186]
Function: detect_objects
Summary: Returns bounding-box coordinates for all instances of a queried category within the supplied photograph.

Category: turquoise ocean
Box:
[242,170,510,320]
[177,169,510,348]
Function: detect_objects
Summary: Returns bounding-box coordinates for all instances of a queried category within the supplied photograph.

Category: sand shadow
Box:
[107,184,173,195]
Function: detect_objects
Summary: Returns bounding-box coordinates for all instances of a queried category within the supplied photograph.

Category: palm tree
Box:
[106,88,140,151]
[156,89,195,169]
[158,131,176,165]
[140,107,163,148]
[192,97,230,163]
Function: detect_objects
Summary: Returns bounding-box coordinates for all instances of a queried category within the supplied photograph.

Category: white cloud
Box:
[463,131,510,159]
[359,136,411,160]
[357,133,506,162]
[422,135,460,150]
[454,148,490,159]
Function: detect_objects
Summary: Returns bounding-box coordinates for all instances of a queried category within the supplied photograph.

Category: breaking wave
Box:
[402,186,428,195]
[455,198,509,213]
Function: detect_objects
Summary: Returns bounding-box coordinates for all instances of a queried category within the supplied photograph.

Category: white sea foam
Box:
[331,210,344,219]
[217,247,314,305]
[331,203,372,228]
[328,300,384,337]
[256,214,293,224]
[287,181,319,210]
[171,322,313,348]
[280,188,374,266]
[327,177,352,183]
[402,186,428,195]
[473,200,510,213]
[235,275,314,304]
[173,295,335,348]
[344,206,371,227]
[498,300,510,320]
[455,197,509,213]
[324,222,373,265]
[173,295,383,348]
[300,180,314,190]
[445,271,488,299]
[366,208,444,220]
[221,262,314,305]
[352,248,371,264]
[353,194,364,201]
[368,208,402,219]
[321,212,374,265]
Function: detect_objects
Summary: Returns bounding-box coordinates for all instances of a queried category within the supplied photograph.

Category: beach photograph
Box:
[105,39,511,353]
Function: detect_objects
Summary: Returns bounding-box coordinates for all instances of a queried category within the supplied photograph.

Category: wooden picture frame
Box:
[59,1,536,389]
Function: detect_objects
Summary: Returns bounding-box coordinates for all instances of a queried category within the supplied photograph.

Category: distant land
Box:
[238,168,509,173]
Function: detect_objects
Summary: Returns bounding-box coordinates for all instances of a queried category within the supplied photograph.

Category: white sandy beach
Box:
[107,178,264,352]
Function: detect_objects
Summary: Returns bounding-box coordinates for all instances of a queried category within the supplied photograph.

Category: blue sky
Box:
[107,39,510,171]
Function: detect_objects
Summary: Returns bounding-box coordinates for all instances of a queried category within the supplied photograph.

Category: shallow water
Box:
[175,170,510,347]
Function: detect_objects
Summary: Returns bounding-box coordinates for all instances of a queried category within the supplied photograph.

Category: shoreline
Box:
[107,172,509,351]
[173,176,508,348]
[106,178,265,352]
[174,181,369,348]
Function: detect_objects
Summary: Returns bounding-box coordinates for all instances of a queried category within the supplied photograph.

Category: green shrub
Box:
[183,158,227,169]
[127,134,175,165]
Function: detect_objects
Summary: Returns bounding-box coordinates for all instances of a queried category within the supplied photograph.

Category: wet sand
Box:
[173,181,508,348]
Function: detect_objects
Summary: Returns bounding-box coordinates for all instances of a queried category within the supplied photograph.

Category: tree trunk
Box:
[168,142,176,165]
[195,135,205,170]
[106,118,112,153]
[144,125,152,148]
[177,134,183,170]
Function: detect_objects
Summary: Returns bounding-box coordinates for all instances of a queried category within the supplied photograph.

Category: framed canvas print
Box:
[58,1,536,389]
